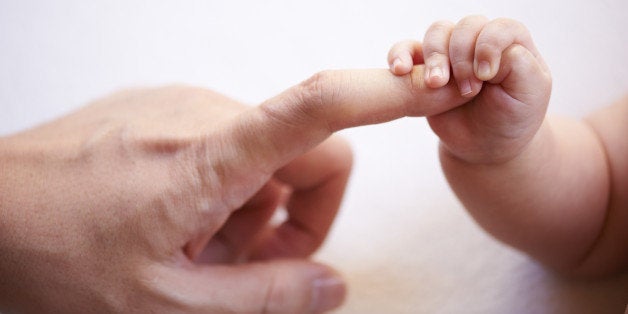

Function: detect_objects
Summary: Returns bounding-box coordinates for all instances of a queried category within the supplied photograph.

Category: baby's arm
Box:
[572,98,627,275]
[388,16,628,277]
[442,98,628,277]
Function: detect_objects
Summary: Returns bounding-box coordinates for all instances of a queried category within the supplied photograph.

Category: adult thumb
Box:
[153,260,346,313]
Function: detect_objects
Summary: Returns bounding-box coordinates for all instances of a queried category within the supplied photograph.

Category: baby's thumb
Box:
[158,260,346,313]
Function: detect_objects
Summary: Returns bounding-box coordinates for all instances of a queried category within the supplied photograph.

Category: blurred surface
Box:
[1,1,627,313]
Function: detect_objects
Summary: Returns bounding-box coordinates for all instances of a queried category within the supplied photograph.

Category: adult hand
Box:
[0,69,465,313]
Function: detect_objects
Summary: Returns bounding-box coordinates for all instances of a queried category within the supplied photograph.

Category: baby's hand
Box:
[388,16,552,164]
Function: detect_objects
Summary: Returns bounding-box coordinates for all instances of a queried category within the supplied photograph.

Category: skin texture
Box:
[388,15,628,278]
[2,15,625,313]
[0,67,471,312]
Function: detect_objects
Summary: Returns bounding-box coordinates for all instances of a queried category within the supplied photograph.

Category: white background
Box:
[1,1,627,313]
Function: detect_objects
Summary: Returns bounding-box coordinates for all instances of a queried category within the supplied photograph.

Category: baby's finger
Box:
[490,44,552,110]
[474,18,546,81]
[422,20,455,88]
[387,40,423,75]
[449,15,489,97]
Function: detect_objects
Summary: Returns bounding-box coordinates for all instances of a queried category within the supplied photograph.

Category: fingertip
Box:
[425,66,449,88]
[388,40,423,75]
[310,270,347,313]
[474,59,494,81]
[458,78,474,97]
[259,261,346,313]
[390,57,402,74]
[390,57,412,75]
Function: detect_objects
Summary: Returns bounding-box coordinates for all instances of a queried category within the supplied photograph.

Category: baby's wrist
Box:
[439,124,548,167]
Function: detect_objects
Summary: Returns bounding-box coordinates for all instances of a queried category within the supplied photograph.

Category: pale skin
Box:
[0,68,473,311]
[1,15,625,314]
[387,15,628,278]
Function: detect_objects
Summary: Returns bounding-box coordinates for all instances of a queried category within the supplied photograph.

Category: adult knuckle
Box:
[299,71,328,108]
[254,72,329,132]
[294,70,338,130]
[299,70,338,110]
[172,137,233,224]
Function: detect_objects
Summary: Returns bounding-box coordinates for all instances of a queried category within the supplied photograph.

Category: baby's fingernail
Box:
[477,61,491,80]
[430,67,443,79]
[459,79,472,96]
[310,275,346,313]
[392,58,402,72]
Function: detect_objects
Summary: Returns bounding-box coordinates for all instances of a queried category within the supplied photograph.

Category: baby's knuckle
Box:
[449,56,470,71]
[457,14,488,28]
[476,40,499,54]
[491,17,517,27]
[492,18,528,35]
[448,42,468,60]
[505,43,529,58]
[428,20,454,33]
[427,51,447,60]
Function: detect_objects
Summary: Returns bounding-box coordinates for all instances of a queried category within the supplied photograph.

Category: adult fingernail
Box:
[477,61,491,80]
[459,79,472,96]
[310,275,346,313]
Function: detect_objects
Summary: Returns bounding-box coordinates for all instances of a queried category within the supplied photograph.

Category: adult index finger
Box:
[194,66,466,211]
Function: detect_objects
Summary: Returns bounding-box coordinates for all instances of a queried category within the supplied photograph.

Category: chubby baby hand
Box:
[388,15,552,164]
